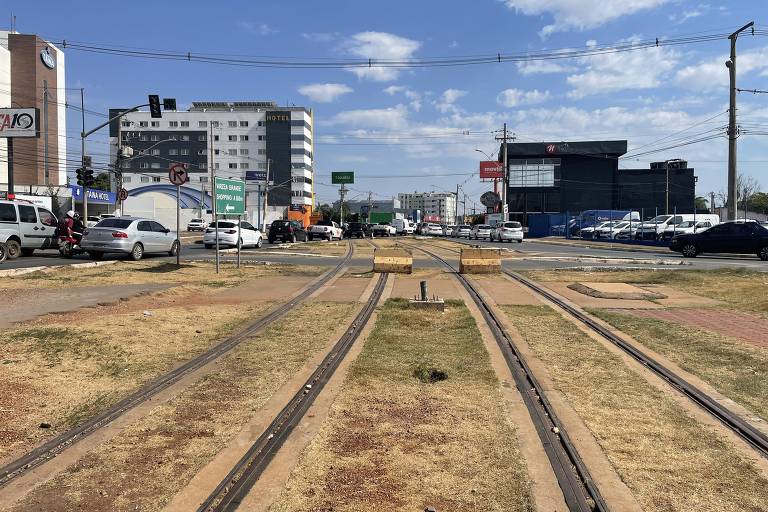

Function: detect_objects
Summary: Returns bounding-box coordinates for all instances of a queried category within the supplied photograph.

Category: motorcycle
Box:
[58,233,84,258]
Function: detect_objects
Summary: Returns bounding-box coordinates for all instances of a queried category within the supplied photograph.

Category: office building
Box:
[398,191,457,223]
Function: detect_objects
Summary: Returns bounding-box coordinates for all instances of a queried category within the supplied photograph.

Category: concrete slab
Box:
[541,282,664,310]
[470,275,542,305]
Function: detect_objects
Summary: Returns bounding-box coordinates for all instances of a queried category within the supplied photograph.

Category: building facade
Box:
[0,31,67,190]
[332,198,401,216]
[397,192,457,223]
[109,101,314,226]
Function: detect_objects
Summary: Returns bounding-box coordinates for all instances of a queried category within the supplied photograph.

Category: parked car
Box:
[493,221,524,243]
[471,224,493,240]
[187,218,209,231]
[81,217,179,260]
[424,223,443,236]
[454,224,472,238]
[372,222,397,237]
[86,216,102,228]
[660,219,714,241]
[613,221,642,240]
[579,221,612,239]
[0,198,59,259]
[203,220,263,249]
[392,218,415,235]
[308,220,342,241]
[268,220,307,243]
[669,221,768,259]
[444,225,456,237]
[636,214,720,240]
[594,221,631,239]
[344,222,367,238]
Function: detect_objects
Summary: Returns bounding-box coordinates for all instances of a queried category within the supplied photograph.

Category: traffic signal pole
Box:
[81,88,88,220]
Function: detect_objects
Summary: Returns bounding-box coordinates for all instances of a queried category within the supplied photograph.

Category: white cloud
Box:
[301,32,340,43]
[297,83,353,103]
[343,32,422,81]
[669,4,710,24]
[384,86,423,111]
[517,59,576,75]
[336,155,370,163]
[501,0,669,37]
[566,37,679,98]
[434,89,467,113]
[383,85,406,95]
[327,104,410,130]
[497,88,551,107]
[237,21,278,36]
[675,46,768,92]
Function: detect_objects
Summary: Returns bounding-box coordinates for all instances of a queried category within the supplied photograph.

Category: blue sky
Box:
[5,0,768,209]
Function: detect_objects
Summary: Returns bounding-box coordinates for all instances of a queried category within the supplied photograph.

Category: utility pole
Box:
[726,21,754,221]
[455,183,460,224]
[665,163,669,215]
[81,88,88,220]
[339,183,346,224]
[263,158,270,230]
[710,191,716,214]
[495,124,515,221]
[43,80,49,185]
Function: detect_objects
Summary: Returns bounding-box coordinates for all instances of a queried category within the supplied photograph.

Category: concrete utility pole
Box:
[710,191,716,214]
[726,21,754,221]
[495,124,515,221]
[81,88,88,220]
[43,80,49,185]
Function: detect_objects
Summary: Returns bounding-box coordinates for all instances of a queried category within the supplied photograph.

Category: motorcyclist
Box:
[71,211,85,246]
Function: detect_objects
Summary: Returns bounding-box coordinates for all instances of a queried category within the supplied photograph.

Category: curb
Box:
[0,259,119,277]
[531,238,670,255]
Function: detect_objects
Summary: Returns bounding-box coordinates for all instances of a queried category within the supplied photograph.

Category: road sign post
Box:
[169,164,189,267]
[213,177,245,272]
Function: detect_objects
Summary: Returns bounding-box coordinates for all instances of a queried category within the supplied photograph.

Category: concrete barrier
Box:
[459,247,501,274]
[373,247,413,274]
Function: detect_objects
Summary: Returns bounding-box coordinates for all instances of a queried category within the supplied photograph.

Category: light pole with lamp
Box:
[476,148,501,213]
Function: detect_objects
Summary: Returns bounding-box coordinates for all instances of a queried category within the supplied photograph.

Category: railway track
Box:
[198,258,388,511]
[423,238,768,460]
[398,240,606,512]
[0,242,355,489]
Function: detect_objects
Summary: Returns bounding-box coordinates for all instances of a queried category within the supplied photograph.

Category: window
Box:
[228,163,237,169]
[228,121,237,127]
[290,120,311,131]
[200,176,208,182]
[121,121,131,128]
[508,158,560,188]
[137,221,153,232]
[169,149,178,156]
[258,135,265,141]
[140,135,149,142]
[258,163,268,169]
[98,219,133,229]
[151,163,161,169]
[214,149,220,155]
[151,149,160,155]
[198,163,207,170]
[197,150,206,155]
[181,148,190,155]
[240,149,249,155]
[123,176,132,183]
[214,135,220,141]
[240,135,249,141]
[198,135,206,141]
[228,135,237,142]
[168,135,178,141]
[140,162,150,169]
[241,221,254,230]
[181,135,190,141]
[141,176,150,183]
[150,221,167,232]
[151,121,160,128]
[257,121,264,127]
[214,163,220,170]
[180,121,189,127]
[240,121,248,127]
[290,148,312,158]
[150,134,159,141]
[152,177,161,182]
[240,163,249,169]
[139,121,148,127]
[211,121,220,128]
[291,134,311,144]
[169,121,179,127]
[198,121,208,128]
[228,149,237,156]
[258,149,267,155]
[0,203,17,222]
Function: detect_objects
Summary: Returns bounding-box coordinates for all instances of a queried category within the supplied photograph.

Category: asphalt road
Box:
[2,235,766,272]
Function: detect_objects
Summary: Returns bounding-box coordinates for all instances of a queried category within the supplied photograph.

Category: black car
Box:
[344,222,367,238]
[268,220,307,243]
[670,221,768,260]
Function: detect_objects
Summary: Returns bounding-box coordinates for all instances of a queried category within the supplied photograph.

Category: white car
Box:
[594,221,631,239]
[660,220,714,241]
[203,220,263,249]
[444,225,456,237]
[424,223,443,236]
[453,225,472,238]
[372,223,397,236]
[493,221,524,243]
[187,218,208,231]
[471,224,493,240]
[308,220,343,241]
[0,198,59,259]
[579,221,612,239]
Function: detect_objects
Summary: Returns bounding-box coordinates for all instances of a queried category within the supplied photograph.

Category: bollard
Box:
[420,280,428,301]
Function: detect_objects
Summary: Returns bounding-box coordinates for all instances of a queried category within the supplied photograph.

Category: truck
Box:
[369,211,394,224]
[392,218,415,235]
[308,220,342,241]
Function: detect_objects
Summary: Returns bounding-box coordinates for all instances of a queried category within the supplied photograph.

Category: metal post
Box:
[236,214,241,269]
[420,280,428,302]
[116,118,123,215]
[665,164,669,215]
[502,123,508,221]
[727,22,754,221]
[256,184,262,230]
[81,88,88,220]
[673,205,677,238]
[263,159,270,231]
[43,80,49,185]
[7,138,13,193]
[210,125,219,274]
[176,184,181,267]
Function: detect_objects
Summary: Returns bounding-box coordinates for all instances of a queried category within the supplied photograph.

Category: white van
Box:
[392,218,415,235]
[0,198,59,259]
[635,214,720,240]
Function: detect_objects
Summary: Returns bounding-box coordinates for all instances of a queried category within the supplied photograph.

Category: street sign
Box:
[331,171,354,184]
[83,155,92,167]
[0,108,39,138]
[169,164,189,186]
[69,185,116,204]
[479,161,503,179]
[361,205,370,217]
[214,177,245,215]
[118,188,129,201]
[480,191,501,208]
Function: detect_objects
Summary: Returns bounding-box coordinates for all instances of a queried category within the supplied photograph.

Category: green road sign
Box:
[214,177,245,215]
[331,171,354,184]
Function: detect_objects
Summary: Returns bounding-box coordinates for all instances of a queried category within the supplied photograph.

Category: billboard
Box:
[479,161,503,179]
[331,171,354,184]
[69,186,117,204]
[245,170,268,182]
[0,108,40,138]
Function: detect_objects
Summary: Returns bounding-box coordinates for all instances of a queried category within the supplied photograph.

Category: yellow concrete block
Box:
[374,247,413,274]
[459,248,501,274]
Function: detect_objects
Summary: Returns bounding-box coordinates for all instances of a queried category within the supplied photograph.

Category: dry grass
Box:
[503,305,768,512]
[269,299,535,512]
[8,301,359,512]
[0,302,271,460]
[589,309,768,421]
[521,268,768,314]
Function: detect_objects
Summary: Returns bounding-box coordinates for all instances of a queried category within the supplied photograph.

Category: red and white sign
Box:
[168,164,189,186]
[479,161,504,179]
[424,215,441,222]
[118,188,129,201]
[0,108,39,138]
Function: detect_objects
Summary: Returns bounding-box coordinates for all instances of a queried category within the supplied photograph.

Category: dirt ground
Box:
[6,301,360,512]
[268,299,535,512]
[503,304,768,512]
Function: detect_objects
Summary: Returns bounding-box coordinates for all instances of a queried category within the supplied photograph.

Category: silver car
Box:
[81,217,179,261]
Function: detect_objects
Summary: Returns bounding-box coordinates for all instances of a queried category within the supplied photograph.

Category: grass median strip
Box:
[9,301,359,512]
[588,309,768,421]
[270,298,535,512]
[503,305,768,512]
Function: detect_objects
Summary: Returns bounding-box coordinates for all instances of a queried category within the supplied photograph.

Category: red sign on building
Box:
[479,161,504,179]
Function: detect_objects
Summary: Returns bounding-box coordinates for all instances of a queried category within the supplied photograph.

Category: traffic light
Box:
[84,168,95,187]
[76,168,85,186]
[148,94,162,118]
[163,98,177,111]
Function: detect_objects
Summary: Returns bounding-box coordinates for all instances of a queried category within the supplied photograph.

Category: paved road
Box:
[3,235,766,272]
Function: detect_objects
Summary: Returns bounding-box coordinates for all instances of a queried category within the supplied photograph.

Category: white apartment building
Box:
[398,191,457,223]
[109,101,314,226]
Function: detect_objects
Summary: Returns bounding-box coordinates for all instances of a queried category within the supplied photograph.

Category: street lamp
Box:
[474,148,497,161]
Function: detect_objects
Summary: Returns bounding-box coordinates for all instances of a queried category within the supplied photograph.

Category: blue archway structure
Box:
[127,184,212,210]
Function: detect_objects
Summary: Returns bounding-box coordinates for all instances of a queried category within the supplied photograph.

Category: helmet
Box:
[66,210,75,218]
[73,211,81,219]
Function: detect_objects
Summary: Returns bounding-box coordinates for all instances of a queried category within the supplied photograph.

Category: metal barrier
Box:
[459,247,501,274]
[373,247,413,274]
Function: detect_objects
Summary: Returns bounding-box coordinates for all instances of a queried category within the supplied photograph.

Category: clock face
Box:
[40,48,56,69]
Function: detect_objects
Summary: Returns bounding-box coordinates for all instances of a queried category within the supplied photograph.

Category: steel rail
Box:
[398,240,607,512]
[0,243,354,488]
[199,269,389,511]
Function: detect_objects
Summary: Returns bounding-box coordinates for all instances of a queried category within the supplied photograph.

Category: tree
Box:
[694,196,709,210]
[748,192,768,215]
[92,172,112,192]
[317,203,334,221]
